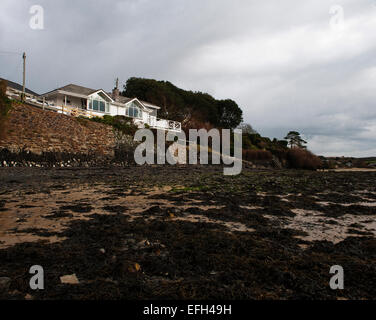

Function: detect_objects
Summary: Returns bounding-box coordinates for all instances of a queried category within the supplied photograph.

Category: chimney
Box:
[112,78,119,101]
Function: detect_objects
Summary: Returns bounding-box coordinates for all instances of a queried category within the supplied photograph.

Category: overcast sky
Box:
[1,0,376,157]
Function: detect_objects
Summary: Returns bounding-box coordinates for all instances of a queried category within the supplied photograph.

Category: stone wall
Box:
[0,103,116,158]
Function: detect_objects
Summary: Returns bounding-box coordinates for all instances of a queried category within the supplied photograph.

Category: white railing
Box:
[148,116,181,132]
[59,105,95,118]
[168,120,182,132]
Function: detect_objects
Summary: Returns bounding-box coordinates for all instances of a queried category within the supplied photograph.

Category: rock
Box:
[128,263,141,273]
[60,274,79,284]
[0,277,11,291]
[24,293,33,300]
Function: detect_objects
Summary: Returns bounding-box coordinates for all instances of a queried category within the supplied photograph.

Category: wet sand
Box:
[0,166,375,300]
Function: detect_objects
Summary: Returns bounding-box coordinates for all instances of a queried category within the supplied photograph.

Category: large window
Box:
[129,106,138,118]
[89,99,109,113]
[126,102,142,119]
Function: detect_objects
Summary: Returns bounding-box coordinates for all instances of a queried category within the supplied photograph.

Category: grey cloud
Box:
[0,0,375,156]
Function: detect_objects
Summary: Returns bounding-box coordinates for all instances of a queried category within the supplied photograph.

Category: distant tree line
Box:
[123,77,243,130]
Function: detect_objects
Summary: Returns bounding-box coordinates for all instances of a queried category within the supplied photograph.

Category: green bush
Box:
[90,115,138,136]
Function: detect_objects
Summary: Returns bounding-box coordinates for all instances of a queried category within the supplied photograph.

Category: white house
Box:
[39,81,181,132]
[1,77,39,99]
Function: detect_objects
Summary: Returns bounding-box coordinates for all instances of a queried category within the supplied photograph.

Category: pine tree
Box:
[284,131,307,149]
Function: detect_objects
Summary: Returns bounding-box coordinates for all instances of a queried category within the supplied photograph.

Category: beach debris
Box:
[128,263,141,273]
[60,274,79,284]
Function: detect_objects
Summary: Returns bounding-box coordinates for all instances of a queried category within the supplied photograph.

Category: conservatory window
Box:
[127,102,142,118]
[93,100,99,111]
[99,101,105,112]
[89,99,109,113]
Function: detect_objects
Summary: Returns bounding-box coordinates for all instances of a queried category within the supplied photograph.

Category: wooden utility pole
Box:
[22,52,26,101]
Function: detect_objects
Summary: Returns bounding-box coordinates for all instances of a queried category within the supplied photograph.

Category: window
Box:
[130,106,138,118]
[93,100,99,111]
[100,101,105,112]
[127,102,142,118]
[89,98,109,113]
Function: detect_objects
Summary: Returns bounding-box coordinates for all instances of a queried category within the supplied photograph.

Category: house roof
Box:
[105,93,133,105]
[0,77,39,95]
[41,84,98,97]
[41,84,114,102]
[104,94,160,109]
[41,83,161,109]
[140,100,161,110]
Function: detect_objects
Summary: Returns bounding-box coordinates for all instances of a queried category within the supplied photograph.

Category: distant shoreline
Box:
[320,168,376,172]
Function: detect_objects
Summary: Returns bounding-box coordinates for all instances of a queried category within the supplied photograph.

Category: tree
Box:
[284,131,307,149]
[123,78,243,129]
[216,99,243,129]
[238,122,258,134]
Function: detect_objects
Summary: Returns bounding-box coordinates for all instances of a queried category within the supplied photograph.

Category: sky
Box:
[0,0,376,157]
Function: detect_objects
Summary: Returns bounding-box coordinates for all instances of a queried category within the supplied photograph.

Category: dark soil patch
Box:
[60,204,93,213]
[44,210,74,219]
[102,205,128,214]
[0,166,375,300]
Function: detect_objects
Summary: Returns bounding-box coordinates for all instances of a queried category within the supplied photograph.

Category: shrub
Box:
[75,116,91,126]
[243,149,273,161]
[90,115,138,136]
[287,148,322,170]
